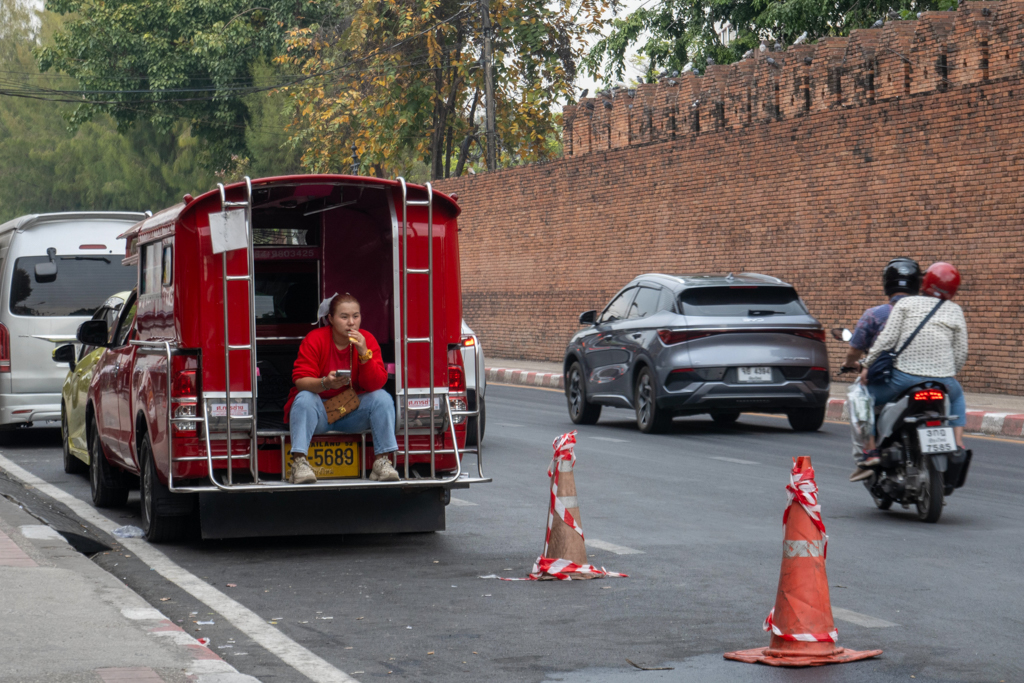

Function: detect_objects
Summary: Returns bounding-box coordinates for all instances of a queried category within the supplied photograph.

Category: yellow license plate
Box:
[285,440,360,479]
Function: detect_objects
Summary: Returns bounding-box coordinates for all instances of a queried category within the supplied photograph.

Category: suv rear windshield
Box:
[679,286,808,317]
[9,256,138,317]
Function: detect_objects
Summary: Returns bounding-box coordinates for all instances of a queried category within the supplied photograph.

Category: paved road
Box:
[1,383,1022,683]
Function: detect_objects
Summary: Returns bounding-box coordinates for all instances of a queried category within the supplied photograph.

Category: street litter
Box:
[226,583,237,588]
[160,597,170,601]
[197,638,211,646]
[218,645,233,649]
[196,620,214,625]
[626,659,673,671]
[316,616,333,620]
[112,525,145,539]
[357,617,364,620]
[428,651,435,655]
[406,626,413,629]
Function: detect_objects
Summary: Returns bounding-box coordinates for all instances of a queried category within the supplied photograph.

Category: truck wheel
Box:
[466,396,486,446]
[139,433,192,543]
[62,404,87,475]
[787,406,826,432]
[566,362,601,425]
[916,456,944,523]
[635,367,672,434]
[89,419,128,508]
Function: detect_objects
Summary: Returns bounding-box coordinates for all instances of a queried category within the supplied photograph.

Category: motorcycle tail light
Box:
[925,420,942,427]
[913,389,945,401]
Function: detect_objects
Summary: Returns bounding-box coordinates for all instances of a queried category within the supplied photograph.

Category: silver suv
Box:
[563,273,830,433]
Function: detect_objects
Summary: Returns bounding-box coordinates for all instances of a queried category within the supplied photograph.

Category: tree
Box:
[279,0,606,179]
[584,0,959,85]
[34,0,320,168]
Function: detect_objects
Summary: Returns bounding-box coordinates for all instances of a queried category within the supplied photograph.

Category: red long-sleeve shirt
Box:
[282,326,388,422]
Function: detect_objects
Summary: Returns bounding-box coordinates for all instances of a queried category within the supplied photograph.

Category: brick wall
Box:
[438,0,1024,396]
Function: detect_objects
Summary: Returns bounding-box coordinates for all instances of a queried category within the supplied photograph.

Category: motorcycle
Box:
[833,328,972,523]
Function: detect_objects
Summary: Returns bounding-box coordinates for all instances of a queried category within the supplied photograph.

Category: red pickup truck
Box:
[76,174,488,542]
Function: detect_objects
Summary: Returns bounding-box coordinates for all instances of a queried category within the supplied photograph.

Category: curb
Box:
[487,367,1024,438]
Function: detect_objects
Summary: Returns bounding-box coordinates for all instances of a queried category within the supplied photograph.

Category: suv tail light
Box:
[0,322,9,373]
[171,356,198,435]
[658,328,827,346]
[913,389,945,402]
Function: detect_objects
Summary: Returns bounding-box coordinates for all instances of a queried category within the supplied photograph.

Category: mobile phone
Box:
[334,369,351,382]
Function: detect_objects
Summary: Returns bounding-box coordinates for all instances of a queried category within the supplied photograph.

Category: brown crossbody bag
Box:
[322,346,360,422]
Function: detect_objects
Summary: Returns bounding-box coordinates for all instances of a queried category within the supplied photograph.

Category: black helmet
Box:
[883,257,921,296]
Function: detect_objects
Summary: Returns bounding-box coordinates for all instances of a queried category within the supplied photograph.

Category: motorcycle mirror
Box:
[841,328,853,342]
[830,328,853,342]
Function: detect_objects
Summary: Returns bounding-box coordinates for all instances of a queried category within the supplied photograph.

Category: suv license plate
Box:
[737,366,773,383]
[285,440,360,479]
[918,427,956,454]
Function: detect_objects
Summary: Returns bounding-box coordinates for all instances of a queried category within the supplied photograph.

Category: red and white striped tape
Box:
[485,432,626,581]
[763,608,838,643]
[782,459,828,558]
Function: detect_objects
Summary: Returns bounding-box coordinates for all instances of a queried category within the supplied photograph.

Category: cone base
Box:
[723,647,883,667]
[536,572,599,581]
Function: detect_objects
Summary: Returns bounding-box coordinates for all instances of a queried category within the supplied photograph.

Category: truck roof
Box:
[0,211,148,237]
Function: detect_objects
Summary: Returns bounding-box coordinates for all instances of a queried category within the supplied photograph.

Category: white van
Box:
[0,212,145,432]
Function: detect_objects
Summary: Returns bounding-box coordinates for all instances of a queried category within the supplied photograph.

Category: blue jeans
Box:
[867,369,966,427]
[289,389,398,455]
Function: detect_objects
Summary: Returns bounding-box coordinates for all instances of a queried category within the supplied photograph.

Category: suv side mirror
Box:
[52,344,76,371]
[578,310,597,326]
[76,320,109,347]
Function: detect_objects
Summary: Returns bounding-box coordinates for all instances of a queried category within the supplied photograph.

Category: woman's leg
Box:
[289,391,329,456]
[328,389,398,455]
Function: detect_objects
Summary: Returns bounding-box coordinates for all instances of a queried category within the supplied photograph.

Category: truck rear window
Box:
[9,256,137,317]
[679,287,808,317]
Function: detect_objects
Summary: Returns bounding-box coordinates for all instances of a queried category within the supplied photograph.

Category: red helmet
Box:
[921,262,961,300]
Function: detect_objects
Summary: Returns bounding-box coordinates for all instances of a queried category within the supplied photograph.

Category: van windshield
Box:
[678,286,808,317]
[9,256,137,317]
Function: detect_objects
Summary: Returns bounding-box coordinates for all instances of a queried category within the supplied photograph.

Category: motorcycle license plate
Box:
[285,440,360,479]
[737,366,773,383]
[917,427,956,454]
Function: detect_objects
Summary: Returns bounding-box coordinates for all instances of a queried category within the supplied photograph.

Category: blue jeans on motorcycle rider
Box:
[858,270,968,478]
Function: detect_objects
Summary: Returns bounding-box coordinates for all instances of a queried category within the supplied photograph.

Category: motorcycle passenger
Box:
[857,262,968,477]
[284,293,400,484]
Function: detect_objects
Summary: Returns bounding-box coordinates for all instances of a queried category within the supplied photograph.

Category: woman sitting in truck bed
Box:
[283,293,400,484]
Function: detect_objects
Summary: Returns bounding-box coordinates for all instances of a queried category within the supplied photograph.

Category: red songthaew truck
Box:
[78,175,488,540]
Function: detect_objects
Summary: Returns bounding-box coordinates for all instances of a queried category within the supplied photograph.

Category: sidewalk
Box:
[486,357,1024,438]
[0,493,257,683]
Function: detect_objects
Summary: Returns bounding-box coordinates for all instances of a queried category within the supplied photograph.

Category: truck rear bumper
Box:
[0,393,61,426]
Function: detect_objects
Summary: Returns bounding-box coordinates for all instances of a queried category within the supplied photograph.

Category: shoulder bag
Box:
[322,345,361,422]
[867,299,944,386]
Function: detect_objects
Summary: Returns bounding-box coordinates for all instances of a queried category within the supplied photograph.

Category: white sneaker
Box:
[369,455,400,482]
[290,455,317,484]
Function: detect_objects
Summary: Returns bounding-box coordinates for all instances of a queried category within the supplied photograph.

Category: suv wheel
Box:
[635,367,672,434]
[566,362,601,425]
[62,403,87,475]
[89,417,128,508]
[787,406,826,432]
[139,432,193,543]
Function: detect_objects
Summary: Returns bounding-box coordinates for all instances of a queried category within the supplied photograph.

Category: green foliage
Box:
[35,0,320,167]
[0,2,217,222]
[585,0,959,84]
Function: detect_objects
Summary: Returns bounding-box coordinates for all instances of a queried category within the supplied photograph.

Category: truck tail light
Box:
[0,322,9,373]
[447,356,467,425]
[171,356,198,435]
[448,364,466,393]
[461,336,476,347]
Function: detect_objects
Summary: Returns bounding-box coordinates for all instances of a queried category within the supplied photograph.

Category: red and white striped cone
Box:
[724,456,882,667]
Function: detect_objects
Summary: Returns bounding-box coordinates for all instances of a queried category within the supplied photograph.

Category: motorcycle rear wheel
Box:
[916,457,944,523]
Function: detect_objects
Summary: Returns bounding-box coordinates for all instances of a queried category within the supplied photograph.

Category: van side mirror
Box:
[52,344,76,370]
[76,320,109,347]
[34,248,58,283]
[578,310,597,326]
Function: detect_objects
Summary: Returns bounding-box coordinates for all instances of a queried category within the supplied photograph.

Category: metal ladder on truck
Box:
[396,178,486,482]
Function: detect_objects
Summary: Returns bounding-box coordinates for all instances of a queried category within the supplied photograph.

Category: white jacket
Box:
[865,295,968,378]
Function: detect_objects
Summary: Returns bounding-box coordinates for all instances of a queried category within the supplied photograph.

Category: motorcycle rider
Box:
[855,262,968,479]
[842,258,921,474]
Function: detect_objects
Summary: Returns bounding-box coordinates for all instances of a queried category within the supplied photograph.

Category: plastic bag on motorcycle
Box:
[847,378,875,454]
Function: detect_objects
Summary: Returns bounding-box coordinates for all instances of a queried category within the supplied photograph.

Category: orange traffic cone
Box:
[724,456,882,667]
[523,432,625,581]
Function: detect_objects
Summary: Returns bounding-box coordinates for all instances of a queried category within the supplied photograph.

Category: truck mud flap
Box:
[198,487,445,539]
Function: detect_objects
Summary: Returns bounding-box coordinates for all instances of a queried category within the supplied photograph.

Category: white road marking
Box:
[448,497,478,507]
[497,423,524,427]
[587,539,645,555]
[710,456,759,465]
[832,607,898,628]
[591,436,630,443]
[0,453,358,683]
[19,524,67,541]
